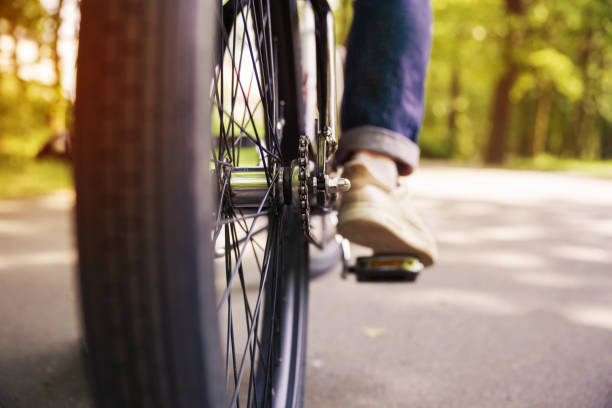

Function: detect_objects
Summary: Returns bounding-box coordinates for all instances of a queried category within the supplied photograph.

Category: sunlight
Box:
[0,249,75,271]
[37,191,75,210]
[0,220,36,236]
[1,0,80,95]
[444,249,547,269]
[583,219,612,237]
[435,230,484,245]
[514,271,583,288]
[564,306,612,332]
[408,169,612,206]
[402,288,521,316]
[551,245,612,264]
[474,225,546,241]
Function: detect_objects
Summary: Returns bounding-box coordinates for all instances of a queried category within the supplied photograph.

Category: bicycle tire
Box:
[74,0,308,407]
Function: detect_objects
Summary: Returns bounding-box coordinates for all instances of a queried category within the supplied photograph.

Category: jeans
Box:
[337,0,432,174]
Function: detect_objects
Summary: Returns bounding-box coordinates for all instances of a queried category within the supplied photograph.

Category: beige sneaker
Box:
[337,159,438,267]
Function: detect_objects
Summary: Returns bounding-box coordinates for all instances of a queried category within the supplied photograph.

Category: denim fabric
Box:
[338,0,432,173]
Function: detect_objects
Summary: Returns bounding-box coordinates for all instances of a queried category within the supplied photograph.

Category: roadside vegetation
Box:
[335,0,612,167]
[0,0,73,198]
[1,0,611,198]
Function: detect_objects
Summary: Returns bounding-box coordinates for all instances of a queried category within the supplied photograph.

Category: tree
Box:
[50,0,66,88]
[483,0,526,164]
[0,0,48,81]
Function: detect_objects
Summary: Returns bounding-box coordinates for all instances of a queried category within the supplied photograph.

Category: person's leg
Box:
[337,0,437,266]
[337,0,432,175]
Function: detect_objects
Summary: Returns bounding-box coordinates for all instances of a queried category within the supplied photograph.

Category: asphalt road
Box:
[1,167,612,407]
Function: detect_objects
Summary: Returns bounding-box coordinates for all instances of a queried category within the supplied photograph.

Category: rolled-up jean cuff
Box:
[335,126,420,175]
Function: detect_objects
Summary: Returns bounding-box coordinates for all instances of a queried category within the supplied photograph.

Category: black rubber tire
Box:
[75,1,223,407]
[74,0,308,407]
[260,209,309,408]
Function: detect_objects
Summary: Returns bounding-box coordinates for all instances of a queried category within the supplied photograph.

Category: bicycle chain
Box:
[298,134,310,235]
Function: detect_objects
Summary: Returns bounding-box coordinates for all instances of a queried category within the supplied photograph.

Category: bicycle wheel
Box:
[213,0,308,406]
[74,0,307,407]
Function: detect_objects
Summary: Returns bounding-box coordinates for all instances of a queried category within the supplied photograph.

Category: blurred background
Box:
[0,0,77,197]
[1,0,611,200]
[333,0,612,173]
[1,1,612,407]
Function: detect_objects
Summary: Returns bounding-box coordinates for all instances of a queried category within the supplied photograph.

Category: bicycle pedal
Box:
[344,255,423,282]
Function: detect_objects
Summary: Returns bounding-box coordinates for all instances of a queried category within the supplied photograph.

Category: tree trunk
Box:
[566,28,593,158]
[484,63,518,163]
[600,118,612,160]
[483,0,525,164]
[517,97,535,157]
[532,84,552,155]
[447,68,460,156]
[51,0,65,88]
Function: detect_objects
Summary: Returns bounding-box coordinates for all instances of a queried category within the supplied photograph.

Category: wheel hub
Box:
[226,157,350,216]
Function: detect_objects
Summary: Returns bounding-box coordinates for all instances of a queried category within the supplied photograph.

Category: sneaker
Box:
[337,159,438,267]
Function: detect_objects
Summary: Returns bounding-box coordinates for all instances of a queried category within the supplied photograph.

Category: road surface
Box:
[1,166,612,407]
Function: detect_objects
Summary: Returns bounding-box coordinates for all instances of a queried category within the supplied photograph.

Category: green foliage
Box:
[0,155,72,198]
[0,74,71,198]
[517,48,583,101]
[0,1,73,198]
[0,75,65,156]
[333,0,612,164]
[0,0,48,35]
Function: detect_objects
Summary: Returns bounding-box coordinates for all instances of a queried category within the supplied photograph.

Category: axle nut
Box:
[325,176,351,195]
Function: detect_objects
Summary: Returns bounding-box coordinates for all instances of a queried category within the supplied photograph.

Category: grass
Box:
[212,145,262,167]
[507,154,612,179]
[0,144,259,200]
[0,155,73,199]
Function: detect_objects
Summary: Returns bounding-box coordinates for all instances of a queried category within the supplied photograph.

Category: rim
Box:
[210,1,306,406]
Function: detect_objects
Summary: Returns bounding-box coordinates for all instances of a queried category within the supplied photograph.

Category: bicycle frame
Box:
[311,0,338,208]
[228,0,341,212]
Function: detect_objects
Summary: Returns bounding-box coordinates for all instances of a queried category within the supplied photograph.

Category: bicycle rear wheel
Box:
[74,0,308,407]
[213,2,308,406]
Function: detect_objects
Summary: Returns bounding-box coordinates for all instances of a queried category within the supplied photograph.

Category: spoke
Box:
[215,68,272,181]
[230,1,237,167]
[262,221,280,408]
[237,60,258,166]
[228,220,276,408]
[227,224,261,406]
[237,3,274,135]
[218,21,274,179]
[224,225,240,402]
[224,210,275,407]
[213,63,234,165]
[220,210,269,226]
[239,97,262,133]
[249,0,282,158]
[215,224,267,258]
[227,60,272,182]
[214,0,280,180]
[235,3,281,167]
[216,171,278,313]
[220,109,280,161]
[213,173,231,244]
[213,2,284,405]
[231,211,268,255]
[230,2,253,167]
[239,58,260,130]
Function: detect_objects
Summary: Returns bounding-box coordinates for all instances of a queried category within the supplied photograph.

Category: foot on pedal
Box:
[345,255,424,282]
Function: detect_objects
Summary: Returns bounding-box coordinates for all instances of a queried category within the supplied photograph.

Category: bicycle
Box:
[74,0,347,406]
